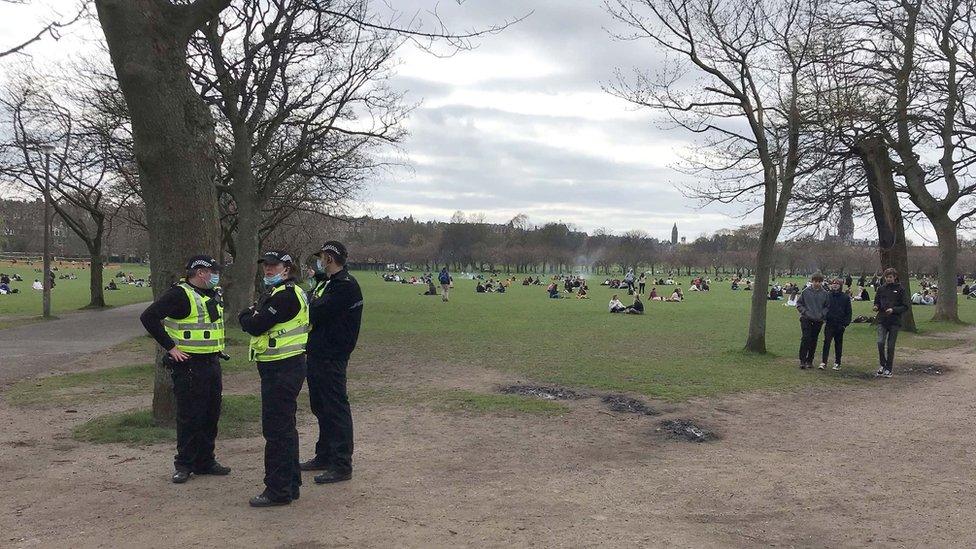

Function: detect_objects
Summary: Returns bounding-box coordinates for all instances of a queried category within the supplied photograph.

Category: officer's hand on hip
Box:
[168,348,191,362]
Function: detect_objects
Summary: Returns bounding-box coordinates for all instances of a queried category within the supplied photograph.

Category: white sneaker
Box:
[876,367,885,376]
[818,362,826,370]
[882,370,893,378]
[832,363,841,371]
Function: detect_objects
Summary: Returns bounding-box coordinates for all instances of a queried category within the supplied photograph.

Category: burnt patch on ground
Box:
[602,394,659,415]
[900,363,951,376]
[659,419,716,443]
[499,384,588,400]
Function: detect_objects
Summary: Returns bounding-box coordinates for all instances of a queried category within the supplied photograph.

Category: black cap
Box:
[257,250,294,265]
[185,255,221,272]
[315,241,347,262]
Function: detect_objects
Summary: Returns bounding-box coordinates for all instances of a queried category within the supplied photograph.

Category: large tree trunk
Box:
[223,196,261,326]
[744,231,776,353]
[95,0,226,425]
[87,246,106,308]
[931,216,961,322]
[855,136,916,332]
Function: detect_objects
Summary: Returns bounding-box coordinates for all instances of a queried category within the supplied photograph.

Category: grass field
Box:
[0,260,152,323]
[353,272,976,400]
[6,269,973,445]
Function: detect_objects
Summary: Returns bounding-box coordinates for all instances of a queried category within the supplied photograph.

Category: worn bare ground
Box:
[1,330,975,548]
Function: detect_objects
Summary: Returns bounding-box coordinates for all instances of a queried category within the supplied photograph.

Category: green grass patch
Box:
[353,272,976,402]
[0,261,152,324]
[71,394,262,445]
[431,389,570,415]
[7,363,154,406]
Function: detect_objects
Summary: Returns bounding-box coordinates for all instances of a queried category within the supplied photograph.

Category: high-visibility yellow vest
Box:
[249,283,309,362]
[163,283,225,354]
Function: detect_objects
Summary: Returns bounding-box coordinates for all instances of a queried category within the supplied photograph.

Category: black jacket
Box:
[874,282,910,327]
[824,290,852,327]
[238,278,302,337]
[307,268,363,361]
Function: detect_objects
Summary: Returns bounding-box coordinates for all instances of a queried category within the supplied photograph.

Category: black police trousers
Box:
[171,354,222,473]
[258,355,306,501]
[307,355,353,473]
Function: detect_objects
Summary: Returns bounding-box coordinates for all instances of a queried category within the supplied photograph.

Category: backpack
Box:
[439,271,450,284]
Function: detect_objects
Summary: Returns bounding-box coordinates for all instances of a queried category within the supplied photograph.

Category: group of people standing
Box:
[139,241,363,508]
[795,268,907,377]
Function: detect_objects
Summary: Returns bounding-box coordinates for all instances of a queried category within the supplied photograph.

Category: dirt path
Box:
[0,302,150,385]
[1,329,974,548]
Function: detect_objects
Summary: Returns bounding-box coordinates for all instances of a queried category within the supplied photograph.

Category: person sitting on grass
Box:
[577,286,588,299]
[668,287,684,302]
[0,281,16,294]
[476,282,486,293]
[609,294,626,312]
[105,280,119,291]
[743,280,753,291]
[422,279,438,296]
[623,294,644,314]
[547,282,561,299]
[648,287,660,301]
[32,279,42,290]
[496,283,506,294]
[768,286,781,300]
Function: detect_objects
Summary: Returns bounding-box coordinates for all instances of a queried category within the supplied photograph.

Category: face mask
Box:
[263,273,284,286]
[208,274,220,288]
[316,258,325,272]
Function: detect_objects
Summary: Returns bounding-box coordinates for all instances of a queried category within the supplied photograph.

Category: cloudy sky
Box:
[2,0,917,243]
[359,0,744,241]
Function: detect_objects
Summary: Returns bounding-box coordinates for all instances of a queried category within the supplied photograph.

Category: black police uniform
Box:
[239,276,306,503]
[140,281,223,475]
[305,266,363,475]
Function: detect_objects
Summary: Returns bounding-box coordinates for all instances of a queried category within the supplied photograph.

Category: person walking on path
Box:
[821,278,852,370]
[139,255,230,484]
[874,267,910,378]
[240,250,309,507]
[300,241,364,486]
[797,273,829,369]
[438,267,451,302]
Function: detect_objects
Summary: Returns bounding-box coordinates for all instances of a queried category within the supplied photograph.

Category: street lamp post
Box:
[41,144,55,318]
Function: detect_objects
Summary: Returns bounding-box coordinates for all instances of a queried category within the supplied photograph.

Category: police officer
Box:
[299,241,363,485]
[139,255,230,484]
[239,250,309,507]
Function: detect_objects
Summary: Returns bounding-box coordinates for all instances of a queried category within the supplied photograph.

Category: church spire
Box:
[671,223,678,245]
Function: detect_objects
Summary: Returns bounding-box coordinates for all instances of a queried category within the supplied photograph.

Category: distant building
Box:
[838,197,854,244]
[671,223,678,245]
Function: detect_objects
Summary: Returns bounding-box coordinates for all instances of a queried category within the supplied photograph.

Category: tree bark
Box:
[745,231,776,353]
[95,0,226,425]
[854,136,916,332]
[87,245,106,309]
[931,217,961,322]
[223,195,261,326]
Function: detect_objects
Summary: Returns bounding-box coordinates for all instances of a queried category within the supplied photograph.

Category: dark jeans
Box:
[258,355,306,501]
[638,283,646,294]
[822,324,845,365]
[171,354,222,473]
[877,324,899,371]
[799,318,824,364]
[307,355,354,473]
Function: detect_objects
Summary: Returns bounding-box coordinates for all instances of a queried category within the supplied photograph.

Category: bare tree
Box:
[606,0,827,352]
[839,0,976,322]
[0,76,128,308]
[0,1,85,58]
[187,0,409,318]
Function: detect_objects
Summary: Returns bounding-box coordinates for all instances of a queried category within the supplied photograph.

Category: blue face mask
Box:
[208,274,220,288]
[263,273,284,286]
